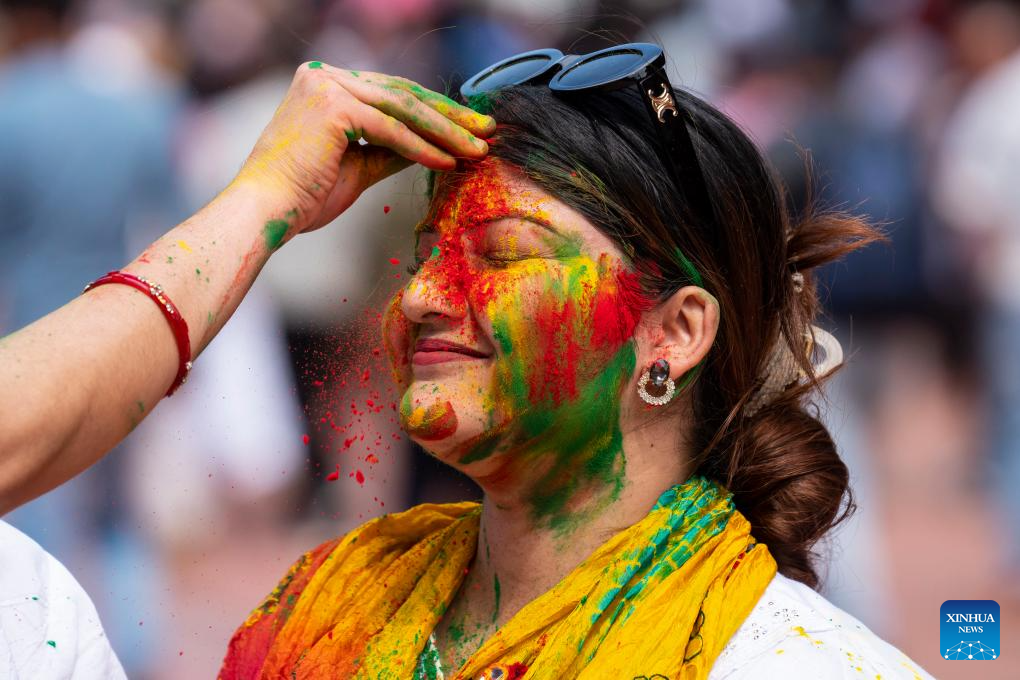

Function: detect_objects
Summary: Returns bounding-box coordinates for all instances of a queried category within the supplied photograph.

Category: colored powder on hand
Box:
[263,219,289,251]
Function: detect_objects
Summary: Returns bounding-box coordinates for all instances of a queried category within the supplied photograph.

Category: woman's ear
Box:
[646,286,719,380]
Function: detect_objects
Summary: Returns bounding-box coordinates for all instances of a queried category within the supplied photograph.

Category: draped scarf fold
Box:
[220,476,776,680]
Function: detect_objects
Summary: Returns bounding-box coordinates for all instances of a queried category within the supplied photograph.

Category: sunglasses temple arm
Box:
[637,73,720,250]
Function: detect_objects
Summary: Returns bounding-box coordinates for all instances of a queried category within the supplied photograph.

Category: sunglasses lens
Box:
[463,51,560,95]
[552,46,657,90]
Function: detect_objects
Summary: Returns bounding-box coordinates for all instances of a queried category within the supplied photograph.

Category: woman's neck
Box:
[433,413,691,669]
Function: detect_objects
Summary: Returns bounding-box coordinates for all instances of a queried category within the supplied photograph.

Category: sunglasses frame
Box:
[460,43,717,250]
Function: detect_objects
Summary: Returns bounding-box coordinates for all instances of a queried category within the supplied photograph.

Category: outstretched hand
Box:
[233,62,496,240]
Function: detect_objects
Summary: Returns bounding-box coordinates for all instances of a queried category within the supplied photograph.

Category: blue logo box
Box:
[940,600,999,660]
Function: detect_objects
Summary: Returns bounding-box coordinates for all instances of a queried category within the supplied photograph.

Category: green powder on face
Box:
[166,256,173,264]
[349,70,360,77]
[136,400,144,414]
[308,61,323,69]
[492,574,501,624]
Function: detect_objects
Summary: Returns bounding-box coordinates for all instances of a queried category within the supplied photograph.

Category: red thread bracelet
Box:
[83,271,193,397]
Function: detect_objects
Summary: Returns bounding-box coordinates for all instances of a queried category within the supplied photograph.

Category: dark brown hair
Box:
[471,83,881,588]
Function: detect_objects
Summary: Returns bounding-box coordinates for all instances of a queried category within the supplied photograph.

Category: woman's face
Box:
[383,159,649,524]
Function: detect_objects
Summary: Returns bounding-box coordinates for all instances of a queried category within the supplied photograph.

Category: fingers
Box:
[348,100,458,171]
[361,79,489,159]
[316,65,495,161]
[385,75,497,138]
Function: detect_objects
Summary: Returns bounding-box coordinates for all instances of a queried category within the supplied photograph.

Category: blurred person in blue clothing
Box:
[0,0,185,675]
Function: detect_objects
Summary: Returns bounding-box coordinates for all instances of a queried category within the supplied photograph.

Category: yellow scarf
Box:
[220,476,776,679]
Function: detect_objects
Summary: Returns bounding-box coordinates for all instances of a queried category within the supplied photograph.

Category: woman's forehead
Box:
[423,159,620,255]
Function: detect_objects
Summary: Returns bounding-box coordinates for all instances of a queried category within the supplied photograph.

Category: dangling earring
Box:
[638,358,676,406]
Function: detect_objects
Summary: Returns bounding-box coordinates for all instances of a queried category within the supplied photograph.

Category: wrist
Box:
[226,174,315,251]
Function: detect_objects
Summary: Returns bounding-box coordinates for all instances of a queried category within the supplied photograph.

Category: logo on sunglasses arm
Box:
[647,84,678,123]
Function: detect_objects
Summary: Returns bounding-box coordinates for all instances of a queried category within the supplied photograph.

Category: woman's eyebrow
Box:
[485,212,567,238]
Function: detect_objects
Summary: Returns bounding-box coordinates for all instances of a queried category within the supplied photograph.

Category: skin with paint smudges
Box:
[383,158,720,672]
[385,159,647,533]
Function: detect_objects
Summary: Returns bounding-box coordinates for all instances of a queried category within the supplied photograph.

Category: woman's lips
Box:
[412,338,490,365]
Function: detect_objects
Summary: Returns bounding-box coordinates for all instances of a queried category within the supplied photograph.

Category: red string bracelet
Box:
[83,271,193,397]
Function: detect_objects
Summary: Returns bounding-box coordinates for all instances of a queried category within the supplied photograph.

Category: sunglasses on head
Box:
[460,42,717,241]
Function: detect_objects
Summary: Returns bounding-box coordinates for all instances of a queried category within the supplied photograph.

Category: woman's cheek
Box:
[382,289,412,390]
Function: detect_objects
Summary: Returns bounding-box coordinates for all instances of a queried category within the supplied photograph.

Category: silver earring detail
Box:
[638,358,676,406]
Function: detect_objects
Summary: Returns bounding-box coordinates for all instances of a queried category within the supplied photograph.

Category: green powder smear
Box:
[263,209,298,251]
[307,61,323,70]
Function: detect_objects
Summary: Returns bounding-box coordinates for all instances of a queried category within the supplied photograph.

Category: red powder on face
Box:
[406,399,459,441]
[590,268,646,349]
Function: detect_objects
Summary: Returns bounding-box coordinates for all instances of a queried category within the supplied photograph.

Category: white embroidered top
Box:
[709,572,935,679]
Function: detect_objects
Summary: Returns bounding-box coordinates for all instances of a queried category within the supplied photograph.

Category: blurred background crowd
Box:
[2,0,1019,677]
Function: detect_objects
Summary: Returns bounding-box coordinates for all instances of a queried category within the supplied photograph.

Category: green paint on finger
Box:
[308,61,323,69]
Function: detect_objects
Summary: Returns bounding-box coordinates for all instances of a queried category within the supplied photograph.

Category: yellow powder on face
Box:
[176,240,193,253]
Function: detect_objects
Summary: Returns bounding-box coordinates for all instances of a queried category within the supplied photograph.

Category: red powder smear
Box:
[301,434,310,445]
[530,288,581,405]
[355,469,365,484]
[383,205,391,214]
[415,160,516,312]
[409,400,459,441]
[507,662,529,680]
[590,268,646,349]
[388,257,400,265]
[326,465,340,482]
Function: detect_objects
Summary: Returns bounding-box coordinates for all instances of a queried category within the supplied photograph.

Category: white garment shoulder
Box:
[709,572,934,679]
[0,520,126,680]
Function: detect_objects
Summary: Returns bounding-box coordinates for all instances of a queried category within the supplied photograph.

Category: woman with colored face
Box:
[0,46,935,679]
[215,53,933,679]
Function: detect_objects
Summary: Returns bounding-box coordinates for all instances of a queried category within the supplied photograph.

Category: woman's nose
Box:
[399,263,466,325]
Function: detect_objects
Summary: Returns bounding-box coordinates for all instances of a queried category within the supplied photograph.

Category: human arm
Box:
[0,63,494,514]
